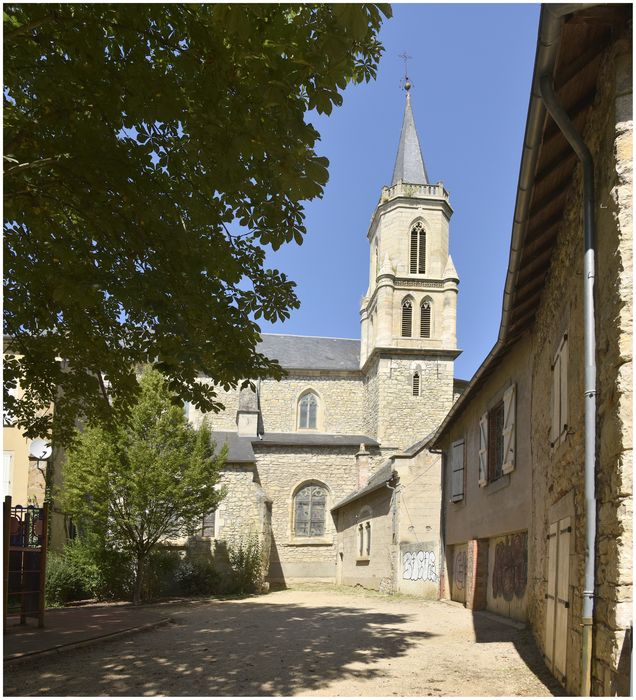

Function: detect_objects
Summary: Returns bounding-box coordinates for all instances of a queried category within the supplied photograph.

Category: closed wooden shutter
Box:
[402,301,413,337]
[478,413,488,487]
[450,440,465,502]
[545,522,558,667]
[502,384,516,474]
[559,336,568,436]
[551,351,561,446]
[554,517,571,681]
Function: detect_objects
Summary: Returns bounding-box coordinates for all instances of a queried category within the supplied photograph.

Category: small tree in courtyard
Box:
[63,368,226,604]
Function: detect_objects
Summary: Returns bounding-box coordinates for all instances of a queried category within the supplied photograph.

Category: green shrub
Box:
[226,535,263,594]
[45,547,92,607]
[173,558,220,596]
[144,548,183,598]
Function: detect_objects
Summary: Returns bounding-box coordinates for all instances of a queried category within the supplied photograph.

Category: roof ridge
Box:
[260,333,360,342]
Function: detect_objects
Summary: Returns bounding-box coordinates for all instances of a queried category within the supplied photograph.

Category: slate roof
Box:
[211,430,378,464]
[391,92,429,186]
[257,334,360,371]
[331,460,396,511]
[210,431,256,464]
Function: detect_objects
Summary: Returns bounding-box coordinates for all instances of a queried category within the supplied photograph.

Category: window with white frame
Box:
[409,222,426,274]
[478,384,516,487]
[3,452,13,499]
[551,334,569,448]
[450,439,465,502]
[402,299,413,337]
[298,391,318,430]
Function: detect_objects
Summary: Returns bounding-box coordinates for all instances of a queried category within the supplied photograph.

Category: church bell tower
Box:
[360,81,460,449]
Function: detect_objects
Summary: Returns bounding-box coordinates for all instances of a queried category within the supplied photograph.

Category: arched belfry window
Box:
[298,392,318,429]
[401,299,413,337]
[294,483,327,537]
[409,222,426,274]
[412,372,421,396]
[420,301,431,338]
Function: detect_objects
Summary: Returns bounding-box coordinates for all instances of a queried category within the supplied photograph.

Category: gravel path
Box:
[4,586,562,696]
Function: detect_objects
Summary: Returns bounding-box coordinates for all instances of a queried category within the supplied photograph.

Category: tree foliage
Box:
[61,368,226,604]
[3,3,391,444]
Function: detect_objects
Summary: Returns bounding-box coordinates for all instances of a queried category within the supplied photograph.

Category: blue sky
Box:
[260,3,541,381]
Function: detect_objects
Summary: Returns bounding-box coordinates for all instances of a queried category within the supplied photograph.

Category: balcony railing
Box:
[380,181,450,203]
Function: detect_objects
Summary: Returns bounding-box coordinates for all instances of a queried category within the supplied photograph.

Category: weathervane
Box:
[399,51,413,91]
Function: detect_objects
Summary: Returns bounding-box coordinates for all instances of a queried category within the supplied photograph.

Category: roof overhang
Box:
[429,3,629,449]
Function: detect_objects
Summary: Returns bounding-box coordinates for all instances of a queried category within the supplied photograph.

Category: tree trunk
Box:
[132,553,145,606]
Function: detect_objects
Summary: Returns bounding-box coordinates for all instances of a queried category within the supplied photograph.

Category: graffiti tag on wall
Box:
[402,550,437,582]
[492,532,528,601]
[453,549,466,591]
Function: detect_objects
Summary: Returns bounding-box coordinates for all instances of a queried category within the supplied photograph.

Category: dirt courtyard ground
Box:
[4,586,562,697]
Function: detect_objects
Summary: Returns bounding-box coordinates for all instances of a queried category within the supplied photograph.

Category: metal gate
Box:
[3,497,48,628]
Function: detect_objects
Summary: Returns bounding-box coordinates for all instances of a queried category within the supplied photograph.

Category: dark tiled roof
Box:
[255,433,379,448]
[331,460,396,511]
[212,430,379,463]
[211,431,255,464]
[257,334,360,371]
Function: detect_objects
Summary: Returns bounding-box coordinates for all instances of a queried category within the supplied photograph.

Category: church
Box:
[189,84,465,593]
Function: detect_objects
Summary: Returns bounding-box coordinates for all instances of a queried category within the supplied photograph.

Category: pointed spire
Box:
[391,91,429,186]
[443,254,459,281]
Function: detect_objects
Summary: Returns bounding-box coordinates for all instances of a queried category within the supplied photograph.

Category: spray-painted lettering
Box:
[402,550,437,582]
[492,532,528,601]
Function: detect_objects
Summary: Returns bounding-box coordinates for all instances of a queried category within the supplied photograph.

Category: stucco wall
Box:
[440,335,533,546]
[335,486,395,592]
[528,40,632,696]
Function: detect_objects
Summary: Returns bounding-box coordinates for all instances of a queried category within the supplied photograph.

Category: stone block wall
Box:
[252,444,380,582]
[258,372,364,434]
[376,356,455,449]
[528,39,632,696]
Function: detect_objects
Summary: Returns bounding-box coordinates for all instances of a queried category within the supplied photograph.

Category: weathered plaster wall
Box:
[441,336,533,546]
[335,487,395,592]
[528,41,632,696]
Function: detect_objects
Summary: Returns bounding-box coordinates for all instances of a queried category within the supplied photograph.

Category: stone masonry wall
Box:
[252,444,383,581]
[190,371,365,436]
[258,372,364,434]
[528,39,632,696]
[377,356,455,449]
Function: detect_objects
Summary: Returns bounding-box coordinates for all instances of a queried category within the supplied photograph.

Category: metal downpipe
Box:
[539,73,597,697]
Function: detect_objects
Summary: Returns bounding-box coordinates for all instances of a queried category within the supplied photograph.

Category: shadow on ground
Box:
[472,611,566,696]
[4,599,436,696]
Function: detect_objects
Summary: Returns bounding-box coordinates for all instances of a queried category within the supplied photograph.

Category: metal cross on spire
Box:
[399,51,413,91]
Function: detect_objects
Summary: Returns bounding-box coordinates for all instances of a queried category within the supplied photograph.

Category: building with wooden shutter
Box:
[429,4,632,695]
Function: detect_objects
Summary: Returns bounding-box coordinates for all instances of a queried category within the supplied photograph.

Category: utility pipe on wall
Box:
[538,73,597,698]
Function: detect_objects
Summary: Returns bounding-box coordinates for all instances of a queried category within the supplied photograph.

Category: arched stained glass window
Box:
[298,392,318,429]
[294,484,326,537]
[402,299,413,337]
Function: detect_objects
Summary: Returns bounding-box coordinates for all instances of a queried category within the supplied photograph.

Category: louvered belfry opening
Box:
[412,372,420,396]
[410,222,426,274]
[420,302,431,338]
[402,299,413,337]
